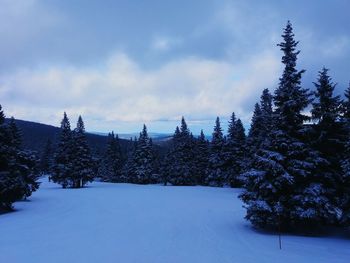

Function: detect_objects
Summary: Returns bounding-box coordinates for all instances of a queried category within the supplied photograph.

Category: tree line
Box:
[0,107,40,212]
[1,21,350,232]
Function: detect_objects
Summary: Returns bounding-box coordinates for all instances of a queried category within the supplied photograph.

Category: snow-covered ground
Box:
[1,180,349,263]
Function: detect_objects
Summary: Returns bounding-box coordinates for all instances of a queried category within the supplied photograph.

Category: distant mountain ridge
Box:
[4,119,128,156]
[5,118,171,157]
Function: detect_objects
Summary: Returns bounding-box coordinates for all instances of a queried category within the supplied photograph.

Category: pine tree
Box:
[193,130,209,185]
[224,113,246,186]
[206,117,226,186]
[342,82,350,127]
[40,139,53,174]
[129,125,156,184]
[70,116,95,188]
[248,103,263,148]
[241,21,335,230]
[0,110,24,211]
[247,89,273,156]
[99,131,123,183]
[51,112,74,188]
[0,107,40,211]
[310,68,345,217]
[341,134,350,225]
[166,118,196,186]
[121,137,137,183]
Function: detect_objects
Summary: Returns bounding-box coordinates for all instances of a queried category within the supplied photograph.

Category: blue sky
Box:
[0,0,349,135]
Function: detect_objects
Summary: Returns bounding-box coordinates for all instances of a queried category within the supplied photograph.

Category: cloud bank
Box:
[0,51,280,133]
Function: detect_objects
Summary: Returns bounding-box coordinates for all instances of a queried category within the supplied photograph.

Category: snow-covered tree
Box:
[247,89,273,156]
[70,116,95,187]
[165,117,196,186]
[340,134,350,225]
[206,117,226,187]
[224,113,246,186]
[0,107,40,211]
[129,125,156,184]
[342,82,350,127]
[99,131,123,183]
[248,103,263,148]
[121,137,137,183]
[40,139,54,174]
[241,21,337,229]
[51,112,74,188]
[193,130,209,185]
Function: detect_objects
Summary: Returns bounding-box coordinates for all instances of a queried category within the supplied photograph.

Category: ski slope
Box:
[0,179,349,263]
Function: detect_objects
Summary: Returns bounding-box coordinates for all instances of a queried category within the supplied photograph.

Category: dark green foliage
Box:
[40,139,53,174]
[98,131,123,182]
[122,137,137,183]
[247,89,273,157]
[206,117,226,187]
[128,125,157,184]
[224,113,246,186]
[52,114,96,188]
[342,83,350,118]
[70,116,95,187]
[0,106,40,211]
[241,21,337,230]
[163,118,197,186]
[341,135,350,225]
[51,112,73,188]
[193,130,209,185]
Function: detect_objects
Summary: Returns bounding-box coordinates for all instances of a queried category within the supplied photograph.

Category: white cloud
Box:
[151,36,182,52]
[0,51,280,132]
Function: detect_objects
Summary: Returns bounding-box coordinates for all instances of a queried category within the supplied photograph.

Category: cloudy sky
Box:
[0,0,349,134]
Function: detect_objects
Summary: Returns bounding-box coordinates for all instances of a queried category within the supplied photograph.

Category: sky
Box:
[0,0,349,135]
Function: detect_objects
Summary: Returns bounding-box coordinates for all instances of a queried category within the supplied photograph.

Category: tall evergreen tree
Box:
[166,118,196,185]
[241,21,335,229]
[0,107,39,211]
[341,133,350,226]
[248,103,263,146]
[99,132,123,182]
[129,125,156,184]
[206,117,226,186]
[225,113,246,186]
[0,110,24,211]
[70,116,95,188]
[193,130,209,185]
[342,82,350,126]
[310,68,345,213]
[51,112,74,188]
[247,89,273,156]
[121,137,137,183]
[40,139,54,174]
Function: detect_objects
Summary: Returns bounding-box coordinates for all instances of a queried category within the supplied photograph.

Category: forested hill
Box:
[4,118,131,156]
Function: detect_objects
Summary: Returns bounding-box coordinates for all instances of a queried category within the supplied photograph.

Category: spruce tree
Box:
[247,103,263,149]
[341,134,350,225]
[166,118,196,186]
[310,68,345,215]
[99,132,123,183]
[71,116,95,187]
[206,117,226,186]
[241,21,335,229]
[225,113,246,186]
[0,111,24,211]
[193,130,209,185]
[52,112,74,188]
[40,139,54,174]
[343,82,350,127]
[0,107,40,211]
[121,137,137,183]
[247,89,273,157]
[129,125,156,184]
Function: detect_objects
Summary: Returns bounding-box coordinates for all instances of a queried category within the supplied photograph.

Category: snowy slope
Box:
[0,180,349,263]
